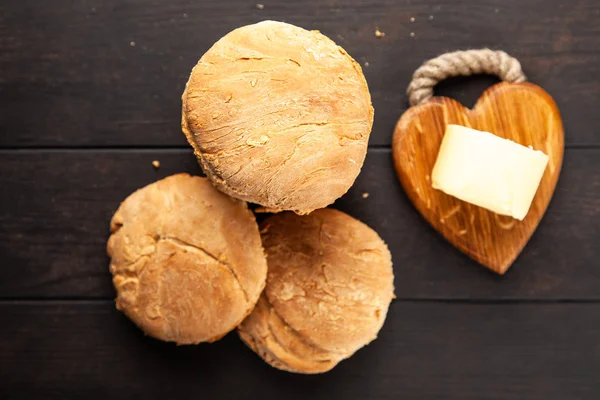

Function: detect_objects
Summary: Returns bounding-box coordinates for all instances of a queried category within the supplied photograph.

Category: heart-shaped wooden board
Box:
[393,82,564,274]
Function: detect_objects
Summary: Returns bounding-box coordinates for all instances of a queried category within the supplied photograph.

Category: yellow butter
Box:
[431,124,549,220]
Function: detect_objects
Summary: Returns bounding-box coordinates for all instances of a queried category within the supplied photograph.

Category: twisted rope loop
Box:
[407,49,527,106]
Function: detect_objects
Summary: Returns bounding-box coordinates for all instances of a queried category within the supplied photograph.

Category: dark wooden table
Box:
[1,0,599,398]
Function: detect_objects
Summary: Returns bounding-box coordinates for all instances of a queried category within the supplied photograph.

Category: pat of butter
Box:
[431,124,549,221]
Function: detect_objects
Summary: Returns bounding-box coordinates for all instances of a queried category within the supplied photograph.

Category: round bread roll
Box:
[181,21,373,214]
[107,173,267,344]
[238,209,394,373]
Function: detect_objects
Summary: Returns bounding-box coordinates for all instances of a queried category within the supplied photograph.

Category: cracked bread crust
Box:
[238,296,339,374]
[107,173,267,344]
[238,209,394,373]
[181,21,373,215]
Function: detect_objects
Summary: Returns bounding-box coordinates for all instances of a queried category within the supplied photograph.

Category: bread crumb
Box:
[362,192,369,199]
[364,61,370,67]
[410,17,415,22]
[152,160,160,169]
[409,32,415,37]
[250,79,257,87]
[256,3,264,9]
[129,41,136,47]
[429,15,434,20]
[374,28,385,38]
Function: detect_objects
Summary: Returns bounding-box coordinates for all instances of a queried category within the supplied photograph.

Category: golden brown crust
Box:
[107,174,267,344]
[238,296,339,374]
[181,21,373,214]
[238,209,394,373]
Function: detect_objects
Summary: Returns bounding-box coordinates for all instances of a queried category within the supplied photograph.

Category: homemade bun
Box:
[182,21,373,214]
[107,174,267,344]
[238,209,394,373]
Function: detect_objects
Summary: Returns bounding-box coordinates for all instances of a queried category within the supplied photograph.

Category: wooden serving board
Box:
[392,82,564,274]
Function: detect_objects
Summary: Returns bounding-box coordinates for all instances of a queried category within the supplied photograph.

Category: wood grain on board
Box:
[0,149,597,300]
[393,83,564,274]
[1,301,599,400]
[0,0,599,147]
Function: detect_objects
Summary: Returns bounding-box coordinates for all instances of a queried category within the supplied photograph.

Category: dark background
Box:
[1,0,599,399]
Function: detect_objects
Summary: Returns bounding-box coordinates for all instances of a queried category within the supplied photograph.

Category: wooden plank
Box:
[0,301,598,399]
[0,149,598,300]
[0,0,599,147]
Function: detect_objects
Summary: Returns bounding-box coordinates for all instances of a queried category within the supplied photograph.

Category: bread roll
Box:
[182,21,373,214]
[238,209,394,373]
[107,174,267,344]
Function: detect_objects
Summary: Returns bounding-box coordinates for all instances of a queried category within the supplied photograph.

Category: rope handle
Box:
[407,49,527,106]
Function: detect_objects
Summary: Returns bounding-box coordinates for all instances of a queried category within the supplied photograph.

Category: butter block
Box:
[431,124,549,220]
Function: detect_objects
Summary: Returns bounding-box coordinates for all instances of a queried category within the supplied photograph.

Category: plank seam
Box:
[0,144,598,153]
